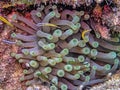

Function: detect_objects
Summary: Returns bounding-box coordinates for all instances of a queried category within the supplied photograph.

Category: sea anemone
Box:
[1,0,119,90]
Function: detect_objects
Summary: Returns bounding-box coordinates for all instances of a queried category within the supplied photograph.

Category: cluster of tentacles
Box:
[9,4,120,90]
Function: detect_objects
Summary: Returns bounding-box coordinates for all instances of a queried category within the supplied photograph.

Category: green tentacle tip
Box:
[74,73,80,79]
[70,57,75,62]
[90,49,98,57]
[50,85,58,90]
[50,11,56,17]
[34,71,41,78]
[57,70,65,77]
[10,52,16,57]
[16,40,23,46]
[42,45,48,50]
[84,36,89,42]
[38,5,44,11]
[66,29,73,35]
[48,59,56,66]
[79,11,85,16]
[44,67,52,73]
[18,59,24,63]
[71,24,78,30]
[36,12,41,17]
[92,41,99,48]
[70,38,79,47]
[47,35,53,40]
[68,58,75,64]
[52,77,58,85]
[78,71,84,75]
[82,47,90,55]
[56,13,61,18]
[109,52,117,59]
[84,63,90,68]
[92,66,97,70]
[48,43,55,50]
[60,48,69,56]
[23,69,28,74]
[15,54,22,59]
[78,40,86,47]
[114,58,119,64]
[61,84,68,90]
[83,61,90,67]
[52,5,57,9]
[22,49,29,55]
[78,55,85,62]
[104,64,111,71]
[83,62,90,68]
[53,29,62,37]
[74,66,81,70]
[84,14,90,20]
[11,33,16,38]
[20,76,24,82]
[85,76,90,82]
[111,37,119,42]
[54,58,62,63]
[29,60,39,68]
[64,64,73,72]
[72,16,80,23]
[40,56,48,61]
[30,51,37,56]
[76,23,81,28]
[57,54,62,58]
[25,81,31,86]
[95,32,101,38]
